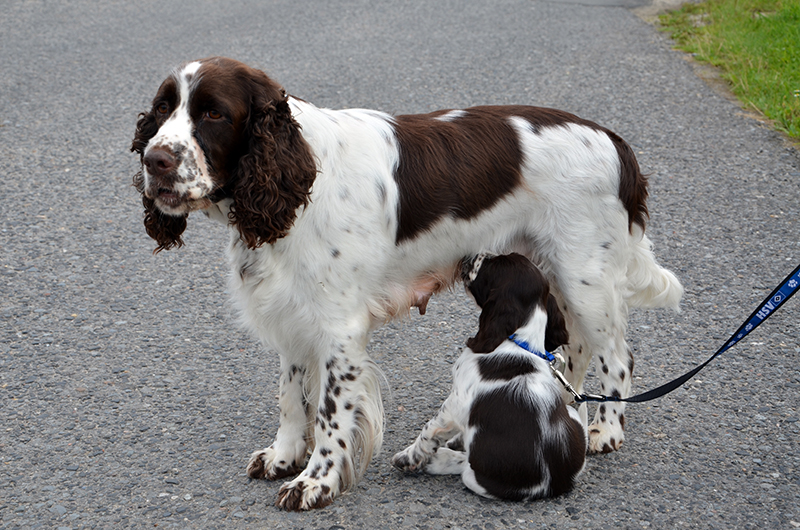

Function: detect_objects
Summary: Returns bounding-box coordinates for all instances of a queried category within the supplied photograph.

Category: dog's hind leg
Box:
[543,237,635,454]
[561,282,633,455]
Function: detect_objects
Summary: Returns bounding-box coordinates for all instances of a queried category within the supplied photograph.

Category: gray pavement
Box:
[1,0,798,529]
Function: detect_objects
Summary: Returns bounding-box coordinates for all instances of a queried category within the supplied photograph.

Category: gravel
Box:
[1,0,798,528]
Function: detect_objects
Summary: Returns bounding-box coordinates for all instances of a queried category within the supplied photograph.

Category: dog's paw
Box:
[276,474,337,511]
[247,446,305,480]
[587,422,624,454]
[445,433,465,452]
[391,446,428,472]
[425,447,467,475]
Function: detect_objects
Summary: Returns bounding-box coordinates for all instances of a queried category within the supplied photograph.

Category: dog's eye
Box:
[156,102,170,115]
[206,110,222,120]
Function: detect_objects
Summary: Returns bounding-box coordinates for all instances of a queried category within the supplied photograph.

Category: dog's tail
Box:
[625,225,683,310]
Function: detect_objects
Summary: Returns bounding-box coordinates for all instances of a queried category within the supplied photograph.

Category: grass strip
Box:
[659,0,800,139]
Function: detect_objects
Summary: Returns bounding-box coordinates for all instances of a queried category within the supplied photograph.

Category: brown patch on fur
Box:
[246,454,267,479]
[226,60,317,248]
[276,479,335,511]
[392,105,648,240]
[544,293,569,351]
[610,131,649,231]
[477,355,538,381]
[247,452,303,480]
[392,107,523,243]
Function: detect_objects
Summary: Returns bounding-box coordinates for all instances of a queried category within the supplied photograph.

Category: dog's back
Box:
[459,345,586,500]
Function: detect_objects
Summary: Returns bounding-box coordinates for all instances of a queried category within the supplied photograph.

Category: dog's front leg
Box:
[391,394,461,472]
[247,357,314,480]
[276,348,383,511]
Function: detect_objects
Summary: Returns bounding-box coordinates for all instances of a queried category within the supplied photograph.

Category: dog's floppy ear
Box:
[131,109,159,157]
[131,109,187,253]
[467,298,528,353]
[544,293,569,351]
[229,70,317,249]
[467,292,529,353]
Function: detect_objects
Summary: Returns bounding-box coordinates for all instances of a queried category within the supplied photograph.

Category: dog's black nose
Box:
[144,148,177,177]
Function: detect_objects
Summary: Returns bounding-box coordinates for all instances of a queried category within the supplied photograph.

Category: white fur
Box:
[392,307,588,500]
[149,62,682,508]
[143,62,214,215]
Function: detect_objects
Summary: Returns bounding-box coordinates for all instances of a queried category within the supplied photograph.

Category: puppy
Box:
[392,253,587,501]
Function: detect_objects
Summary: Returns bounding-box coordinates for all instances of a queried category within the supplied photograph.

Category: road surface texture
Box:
[1,0,798,529]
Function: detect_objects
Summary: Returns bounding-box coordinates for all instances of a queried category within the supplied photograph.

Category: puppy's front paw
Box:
[391,445,429,472]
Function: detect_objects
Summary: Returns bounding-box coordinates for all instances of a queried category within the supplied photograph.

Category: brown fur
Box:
[463,253,569,354]
[392,109,523,243]
[392,106,648,243]
[130,57,317,252]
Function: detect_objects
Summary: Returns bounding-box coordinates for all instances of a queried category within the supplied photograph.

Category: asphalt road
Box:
[2,1,799,529]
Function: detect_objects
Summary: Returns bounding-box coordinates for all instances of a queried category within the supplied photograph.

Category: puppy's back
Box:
[466,377,586,501]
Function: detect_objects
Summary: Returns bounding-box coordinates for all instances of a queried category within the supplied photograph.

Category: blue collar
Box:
[509,334,555,363]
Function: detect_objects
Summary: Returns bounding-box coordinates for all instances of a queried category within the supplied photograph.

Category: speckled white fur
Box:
[143,62,214,214]
[392,307,588,500]
[170,71,683,508]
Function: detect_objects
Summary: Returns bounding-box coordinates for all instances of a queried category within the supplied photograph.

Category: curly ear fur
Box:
[131,110,158,157]
[230,84,317,249]
[130,110,187,253]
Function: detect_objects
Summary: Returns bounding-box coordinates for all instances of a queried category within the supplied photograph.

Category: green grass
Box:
[660,0,800,139]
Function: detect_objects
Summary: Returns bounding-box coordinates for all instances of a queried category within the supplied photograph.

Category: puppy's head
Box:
[463,253,569,353]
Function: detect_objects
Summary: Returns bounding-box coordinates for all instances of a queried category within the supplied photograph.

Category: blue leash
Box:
[575,262,800,403]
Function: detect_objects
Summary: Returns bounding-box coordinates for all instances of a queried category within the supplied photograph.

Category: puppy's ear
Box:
[131,110,187,253]
[467,298,527,353]
[462,256,494,307]
[544,294,569,351]
[230,71,317,249]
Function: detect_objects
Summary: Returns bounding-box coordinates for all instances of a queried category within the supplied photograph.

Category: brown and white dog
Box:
[131,57,682,510]
[392,253,587,501]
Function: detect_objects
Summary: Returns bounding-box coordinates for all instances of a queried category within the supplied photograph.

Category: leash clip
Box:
[550,351,565,372]
[549,354,581,404]
[575,393,618,403]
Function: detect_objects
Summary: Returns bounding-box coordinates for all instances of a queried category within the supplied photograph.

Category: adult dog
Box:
[131,56,682,510]
[392,253,587,500]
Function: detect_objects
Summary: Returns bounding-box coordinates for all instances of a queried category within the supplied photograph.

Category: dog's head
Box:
[131,57,317,252]
[463,253,569,353]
